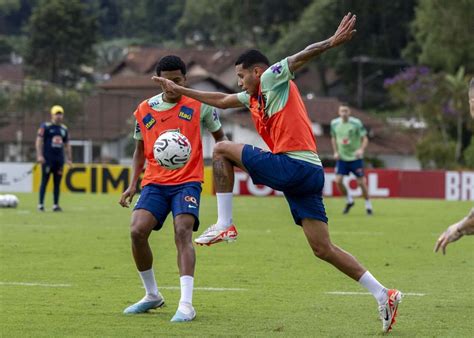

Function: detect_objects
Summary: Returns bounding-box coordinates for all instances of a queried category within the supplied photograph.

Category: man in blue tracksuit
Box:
[35,105,72,211]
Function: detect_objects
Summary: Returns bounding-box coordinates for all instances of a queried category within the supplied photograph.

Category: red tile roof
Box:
[109,47,248,77]
[0,63,24,83]
[222,98,417,156]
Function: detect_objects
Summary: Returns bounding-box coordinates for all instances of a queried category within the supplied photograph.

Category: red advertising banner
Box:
[233,169,474,201]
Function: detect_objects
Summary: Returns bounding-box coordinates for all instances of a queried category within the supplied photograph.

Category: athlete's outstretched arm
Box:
[434,208,474,255]
[211,128,227,143]
[151,77,244,110]
[119,140,145,208]
[287,12,356,73]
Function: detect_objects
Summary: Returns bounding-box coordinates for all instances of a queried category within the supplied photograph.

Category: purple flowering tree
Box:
[385,66,471,168]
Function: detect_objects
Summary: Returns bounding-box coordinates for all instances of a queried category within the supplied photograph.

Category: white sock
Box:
[346,194,354,204]
[179,275,194,308]
[358,271,388,305]
[365,199,372,209]
[216,192,233,228]
[138,268,158,299]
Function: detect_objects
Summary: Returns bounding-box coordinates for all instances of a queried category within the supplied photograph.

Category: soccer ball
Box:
[153,131,192,170]
[0,194,19,208]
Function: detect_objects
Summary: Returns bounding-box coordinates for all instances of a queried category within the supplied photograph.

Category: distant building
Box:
[224,96,420,169]
[0,47,420,169]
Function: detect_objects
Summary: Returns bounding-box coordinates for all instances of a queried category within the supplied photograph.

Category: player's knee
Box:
[174,217,193,243]
[312,243,334,261]
[174,226,192,244]
[335,176,344,185]
[213,141,233,158]
[130,225,149,243]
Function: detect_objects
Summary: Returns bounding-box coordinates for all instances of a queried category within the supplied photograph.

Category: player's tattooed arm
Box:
[288,13,356,73]
[152,76,244,109]
[213,158,234,193]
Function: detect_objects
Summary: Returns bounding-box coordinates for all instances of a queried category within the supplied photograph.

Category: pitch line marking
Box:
[0,281,72,287]
[153,286,248,291]
[326,291,425,296]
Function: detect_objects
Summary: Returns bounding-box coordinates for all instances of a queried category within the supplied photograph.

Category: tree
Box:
[271,0,416,103]
[385,66,472,168]
[445,67,471,163]
[25,0,98,86]
[270,0,338,95]
[404,0,474,73]
[93,0,185,43]
[11,80,83,123]
[176,0,311,48]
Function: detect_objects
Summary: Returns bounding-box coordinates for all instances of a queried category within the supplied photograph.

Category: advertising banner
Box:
[0,163,36,192]
[1,162,472,200]
[234,168,474,201]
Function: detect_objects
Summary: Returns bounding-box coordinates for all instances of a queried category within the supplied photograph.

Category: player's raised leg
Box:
[123,210,164,314]
[171,214,197,322]
[194,141,244,246]
[302,218,402,332]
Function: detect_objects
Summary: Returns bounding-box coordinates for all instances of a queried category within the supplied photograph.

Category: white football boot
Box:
[378,289,403,332]
[194,224,238,246]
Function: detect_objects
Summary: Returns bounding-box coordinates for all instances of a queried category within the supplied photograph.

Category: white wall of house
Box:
[200,122,269,160]
[5,143,23,162]
[223,123,269,151]
[201,131,215,159]
[101,137,130,162]
[192,82,219,92]
[379,154,421,170]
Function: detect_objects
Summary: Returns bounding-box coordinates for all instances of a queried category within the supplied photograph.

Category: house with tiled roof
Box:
[224,96,420,169]
[0,47,420,168]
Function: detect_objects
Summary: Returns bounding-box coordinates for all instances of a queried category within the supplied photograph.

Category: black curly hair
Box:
[235,49,270,69]
[155,55,186,76]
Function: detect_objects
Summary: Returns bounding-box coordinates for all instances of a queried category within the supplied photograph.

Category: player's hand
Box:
[119,186,136,208]
[434,222,463,255]
[37,155,45,164]
[66,160,73,168]
[152,76,180,96]
[330,12,357,47]
[333,152,340,160]
[355,148,364,159]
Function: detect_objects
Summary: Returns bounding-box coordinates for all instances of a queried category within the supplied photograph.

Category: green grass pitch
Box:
[1,193,473,336]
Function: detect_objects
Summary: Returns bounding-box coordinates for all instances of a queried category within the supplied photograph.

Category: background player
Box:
[153,13,402,333]
[119,55,225,322]
[36,105,72,212]
[330,104,373,215]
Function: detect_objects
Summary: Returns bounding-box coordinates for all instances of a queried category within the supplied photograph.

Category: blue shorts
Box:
[336,159,364,177]
[134,182,202,231]
[242,145,328,225]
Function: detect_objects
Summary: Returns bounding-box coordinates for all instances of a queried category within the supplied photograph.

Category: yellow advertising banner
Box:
[33,164,214,195]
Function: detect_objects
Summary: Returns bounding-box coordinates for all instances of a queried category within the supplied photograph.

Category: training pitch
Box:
[1,193,473,336]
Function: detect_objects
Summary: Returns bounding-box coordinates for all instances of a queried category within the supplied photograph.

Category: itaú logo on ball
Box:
[185,195,198,206]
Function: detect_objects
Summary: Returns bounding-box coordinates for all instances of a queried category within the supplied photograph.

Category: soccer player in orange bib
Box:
[119,55,226,322]
[153,14,402,332]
